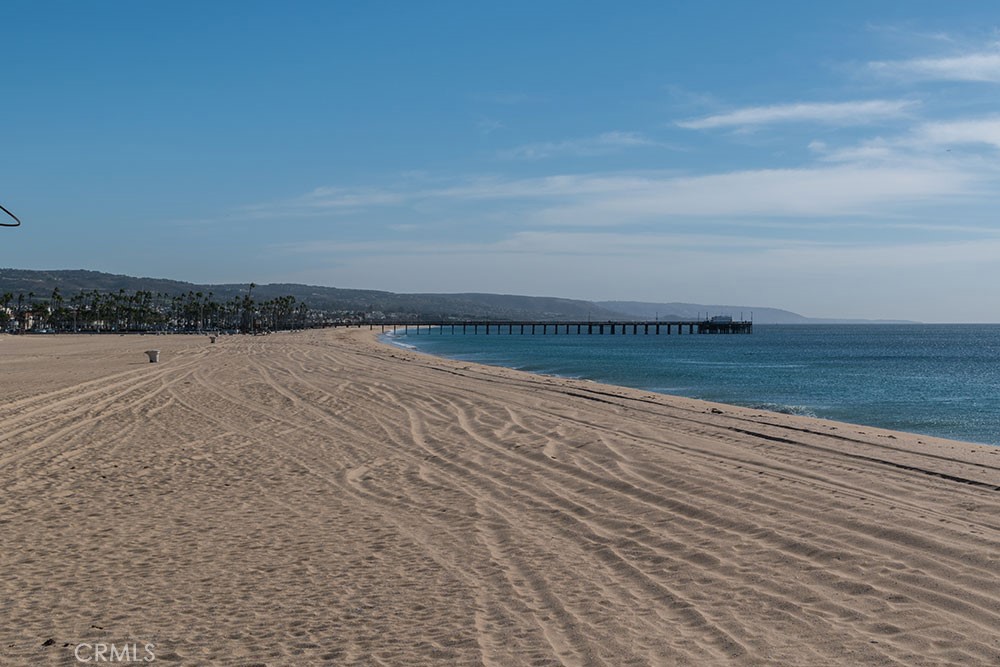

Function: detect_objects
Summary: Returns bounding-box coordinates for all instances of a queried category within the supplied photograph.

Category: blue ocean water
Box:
[388,324,1000,446]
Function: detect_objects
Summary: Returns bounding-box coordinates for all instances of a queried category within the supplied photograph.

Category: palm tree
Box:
[0,292,12,331]
[243,283,257,334]
[16,293,25,332]
[50,287,64,331]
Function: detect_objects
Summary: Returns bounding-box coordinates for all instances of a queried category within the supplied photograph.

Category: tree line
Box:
[0,284,309,333]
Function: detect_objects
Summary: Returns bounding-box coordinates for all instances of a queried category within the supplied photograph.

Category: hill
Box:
[598,301,918,325]
[0,269,915,324]
[0,269,625,321]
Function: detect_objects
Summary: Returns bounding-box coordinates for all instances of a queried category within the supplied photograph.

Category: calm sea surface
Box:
[388,324,1000,446]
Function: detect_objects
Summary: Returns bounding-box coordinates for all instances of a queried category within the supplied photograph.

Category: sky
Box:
[3,1,1000,322]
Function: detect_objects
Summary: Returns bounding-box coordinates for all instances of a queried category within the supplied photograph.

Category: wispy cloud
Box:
[677,100,917,130]
[868,50,1000,82]
[280,233,1000,270]
[477,118,504,135]
[912,117,1000,149]
[237,186,407,219]
[242,161,980,231]
[813,116,1000,163]
[527,165,976,224]
[863,23,956,44]
[274,230,817,257]
[498,131,664,160]
[811,138,900,164]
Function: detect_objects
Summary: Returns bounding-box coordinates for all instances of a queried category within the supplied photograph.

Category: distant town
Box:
[1,286,315,334]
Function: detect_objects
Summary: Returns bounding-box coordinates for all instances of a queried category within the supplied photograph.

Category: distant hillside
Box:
[0,269,912,324]
[0,269,625,321]
[599,301,918,325]
[0,269,199,297]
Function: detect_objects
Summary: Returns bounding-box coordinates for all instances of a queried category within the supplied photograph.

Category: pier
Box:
[355,319,752,335]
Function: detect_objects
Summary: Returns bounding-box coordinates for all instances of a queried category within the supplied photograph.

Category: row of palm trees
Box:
[0,286,309,333]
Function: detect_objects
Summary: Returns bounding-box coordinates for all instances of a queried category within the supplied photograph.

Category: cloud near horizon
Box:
[271,229,1000,322]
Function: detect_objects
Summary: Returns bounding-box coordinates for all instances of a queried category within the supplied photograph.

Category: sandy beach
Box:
[1,328,998,666]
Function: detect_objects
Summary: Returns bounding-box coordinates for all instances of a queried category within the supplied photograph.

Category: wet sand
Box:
[1,329,998,665]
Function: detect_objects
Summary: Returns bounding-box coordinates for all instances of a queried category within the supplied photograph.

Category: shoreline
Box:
[380,327,999,449]
[370,327,998,468]
[2,329,998,665]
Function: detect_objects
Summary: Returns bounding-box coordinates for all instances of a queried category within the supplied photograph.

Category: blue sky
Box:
[3,1,1000,321]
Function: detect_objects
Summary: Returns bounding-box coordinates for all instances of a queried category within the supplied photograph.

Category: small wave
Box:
[379,333,417,350]
[673,360,806,369]
[673,360,745,367]
[749,403,818,417]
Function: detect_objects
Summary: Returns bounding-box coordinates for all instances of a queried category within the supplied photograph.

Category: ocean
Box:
[386,324,1000,446]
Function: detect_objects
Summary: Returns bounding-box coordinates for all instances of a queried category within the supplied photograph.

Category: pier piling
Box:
[368,319,751,337]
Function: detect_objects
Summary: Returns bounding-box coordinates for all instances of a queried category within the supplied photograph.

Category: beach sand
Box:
[1,329,998,666]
